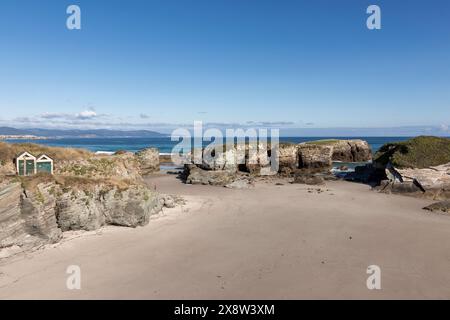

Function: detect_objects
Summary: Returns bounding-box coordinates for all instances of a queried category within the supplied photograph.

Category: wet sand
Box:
[1,173,450,299]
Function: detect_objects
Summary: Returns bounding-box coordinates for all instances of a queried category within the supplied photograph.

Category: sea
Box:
[4,136,412,172]
[4,136,410,154]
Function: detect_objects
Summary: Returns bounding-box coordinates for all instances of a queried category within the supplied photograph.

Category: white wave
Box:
[95,151,115,155]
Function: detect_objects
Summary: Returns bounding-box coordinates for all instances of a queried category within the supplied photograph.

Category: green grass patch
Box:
[374,136,450,169]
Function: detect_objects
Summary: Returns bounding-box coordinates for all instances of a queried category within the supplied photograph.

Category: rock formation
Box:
[423,201,450,214]
[184,165,238,186]
[135,148,160,175]
[348,136,450,201]
[329,140,372,162]
[292,173,325,185]
[0,142,173,258]
[0,179,62,253]
[182,139,372,186]
[297,144,333,171]
[277,143,299,171]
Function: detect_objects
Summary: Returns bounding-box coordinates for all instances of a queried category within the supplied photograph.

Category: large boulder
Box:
[297,144,333,171]
[135,148,160,175]
[330,140,372,162]
[184,165,237,186]
[55,181,163,231]
[377,163,450,200]
[423,201,450,214]
[292,173,325,185]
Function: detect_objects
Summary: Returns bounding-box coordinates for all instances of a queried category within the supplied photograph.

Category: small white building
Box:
[15,152,37,176]
[36,154,54,174]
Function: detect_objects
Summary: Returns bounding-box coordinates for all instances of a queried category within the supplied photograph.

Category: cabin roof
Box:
[16,151,36,160]
[36,154,53,161]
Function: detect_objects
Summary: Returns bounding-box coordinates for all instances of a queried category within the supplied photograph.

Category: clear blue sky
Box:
[0,0,449,135]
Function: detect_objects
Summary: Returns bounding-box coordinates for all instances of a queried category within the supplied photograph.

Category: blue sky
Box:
[0,0,449,135]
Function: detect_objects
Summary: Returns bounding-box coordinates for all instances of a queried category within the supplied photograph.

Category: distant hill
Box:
[0,127,167,138]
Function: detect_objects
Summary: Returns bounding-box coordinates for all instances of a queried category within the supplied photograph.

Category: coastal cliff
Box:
[0,142,173,258]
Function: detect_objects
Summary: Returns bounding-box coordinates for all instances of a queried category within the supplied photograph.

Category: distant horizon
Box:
[1,124,450,138]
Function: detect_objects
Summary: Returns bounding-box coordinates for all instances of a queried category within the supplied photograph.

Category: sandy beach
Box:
[1,172,450,299]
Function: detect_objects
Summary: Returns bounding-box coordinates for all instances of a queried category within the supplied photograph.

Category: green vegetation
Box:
[35,190,45,204]
[374,136,450,169]
[305,139,340,146]
[0,141,92,165]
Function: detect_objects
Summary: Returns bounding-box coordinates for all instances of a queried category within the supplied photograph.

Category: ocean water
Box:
[5,136,411,154]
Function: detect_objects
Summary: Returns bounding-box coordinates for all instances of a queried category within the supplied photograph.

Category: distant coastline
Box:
[0,135,46,140]
[0,126,167,139]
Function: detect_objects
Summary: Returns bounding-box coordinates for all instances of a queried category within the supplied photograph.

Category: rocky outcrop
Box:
[0,177,180,257]
[373,136,450,169]
[56,183,163,230]
[347,137,450,200]
[297,144,333,171]
[375,163,450,200]
[423,201,450,214]
[292,173,325,185]
[0,181,28,249]
[184,165,238,186]
[330,140,372,162]
[277,144,299,171]
[135,148,160,175]
[0,142,181,258]
[0,179,62,253]
[201,146,239,172]
[183,139,372,178]
[244,143,271,174]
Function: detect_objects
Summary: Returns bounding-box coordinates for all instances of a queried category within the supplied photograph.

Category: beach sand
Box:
[1,173,450,299]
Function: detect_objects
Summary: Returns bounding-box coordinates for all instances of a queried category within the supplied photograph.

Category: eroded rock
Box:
[331,140,372,162]
[184,165,237,186]
[292,174,325,185]
[423,201,450,214]
[297,144,333,171]
[135,148,160,175]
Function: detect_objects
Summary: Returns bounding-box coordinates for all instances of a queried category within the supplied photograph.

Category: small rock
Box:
[423,201,450,214]
[225,179,253,189]
[292,174,325,185]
